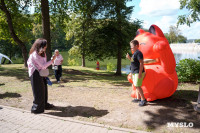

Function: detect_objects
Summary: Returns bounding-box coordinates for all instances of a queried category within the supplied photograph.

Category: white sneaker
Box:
[57,81,60,84]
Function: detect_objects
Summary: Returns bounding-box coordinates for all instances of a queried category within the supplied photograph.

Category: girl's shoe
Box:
[45,103,55,110]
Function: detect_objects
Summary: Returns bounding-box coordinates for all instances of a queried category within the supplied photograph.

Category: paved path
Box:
[0,105,147,133]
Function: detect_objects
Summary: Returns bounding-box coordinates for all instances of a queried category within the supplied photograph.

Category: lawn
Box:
[9,51,131,70]
[0,64,200,133]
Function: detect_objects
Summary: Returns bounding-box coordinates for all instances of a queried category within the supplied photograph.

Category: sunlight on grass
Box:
[11,52,131,70]
[0,63,199,104]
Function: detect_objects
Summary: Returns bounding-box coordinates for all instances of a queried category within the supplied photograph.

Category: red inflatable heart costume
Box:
[127,24,178,101]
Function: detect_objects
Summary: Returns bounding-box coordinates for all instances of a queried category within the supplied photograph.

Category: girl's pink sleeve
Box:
[32,52,52,69]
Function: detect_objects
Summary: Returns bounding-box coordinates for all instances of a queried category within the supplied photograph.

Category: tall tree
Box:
[0,0,70,66]
[115,1,125,75]
[0,0,31,67]
[33,0,69,60]
[177,35,187,43]
[66,0,141,73]
[41,0,51,60]
[178,0,200,26]
[101,0,137,75]
[65,13,89,67]
[86,19,141,60]
[169,25,181,43]
[67,0,102,67]
[51,23,71,51]
[167,26,187,43]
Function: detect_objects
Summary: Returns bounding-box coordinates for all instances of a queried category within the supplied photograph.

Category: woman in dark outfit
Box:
[27,38,57,114]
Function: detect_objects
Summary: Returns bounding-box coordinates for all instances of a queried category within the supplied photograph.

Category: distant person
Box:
[27,38,57,114]
[52,49,63,83]
[194,88,200,113]
[126,40,146,106]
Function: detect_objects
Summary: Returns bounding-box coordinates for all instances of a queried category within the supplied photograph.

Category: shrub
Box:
[107,62,115,72]
[176,59,200,82]
[67,58,79,66]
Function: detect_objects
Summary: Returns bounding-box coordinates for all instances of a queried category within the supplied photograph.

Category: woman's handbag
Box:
[32,63,49,77]
[39,69,49,77]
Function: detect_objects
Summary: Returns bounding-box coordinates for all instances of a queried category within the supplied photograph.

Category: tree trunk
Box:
[2,58,6,64]
[82,52,85,67]
[0,0,28,67]
[115,42,122,76]
[41,0,51,61]
[9,51,12,64]
[198,84,200,104]
[115,1,122,76]
[81,23,86,67]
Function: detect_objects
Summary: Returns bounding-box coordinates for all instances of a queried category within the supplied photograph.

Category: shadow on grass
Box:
[61,69,130,87]
[0,92,21,99]
[0,67,29,81]
[0,83,5,86]
[45,105,109,118]
[143,90,200,130]
[0,66,130,87]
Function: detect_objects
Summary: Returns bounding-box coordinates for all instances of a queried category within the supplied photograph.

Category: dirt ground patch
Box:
[0,65,200,133]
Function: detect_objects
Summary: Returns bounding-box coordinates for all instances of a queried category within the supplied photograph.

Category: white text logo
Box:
[167,122,194,128]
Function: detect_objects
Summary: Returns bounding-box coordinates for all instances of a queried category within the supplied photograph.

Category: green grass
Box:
[11,51,130,71]
[61,51,130,70]
[0,64,200,133]
[1,64,199,103]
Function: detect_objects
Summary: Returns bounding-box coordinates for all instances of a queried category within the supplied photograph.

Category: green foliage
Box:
[68,46,81,58]
[177,35,187,43]
[195,39,200,43]
[67,58,79,66]
[32,23,42,39]
[165,25,187,43]
[67,47,80,66]
[49,0,70,27]
[164,33,170,43]
[66,0,141,68]
[85,19,141,60]
[0,40,22,60]
[107,62,115,72]
[178,0,200,26]
[169,25,180,43]
[1,0,141,72]
[176,59,200,82]
[0,1,33,42]
[51,23,72,51]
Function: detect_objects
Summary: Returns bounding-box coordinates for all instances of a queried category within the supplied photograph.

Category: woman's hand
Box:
[51,55,56,62]
[126,53,131,60]
[60,60,63,64]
